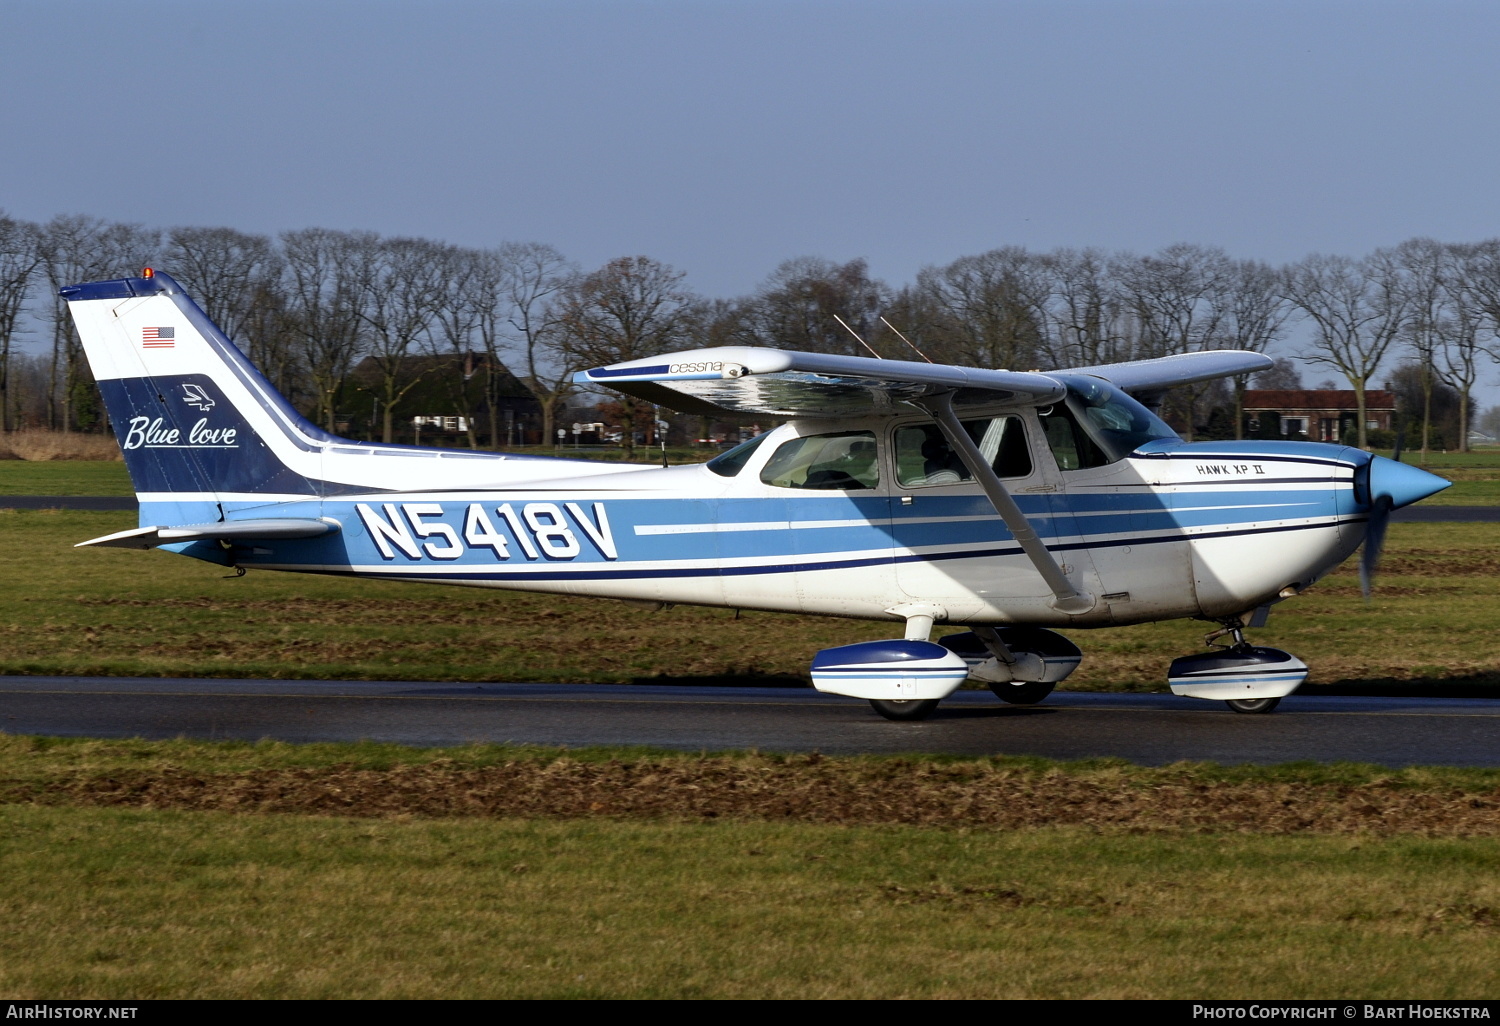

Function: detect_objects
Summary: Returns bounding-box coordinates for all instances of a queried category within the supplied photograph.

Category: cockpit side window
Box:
[1039,403,1109,471]
[760,431,880,490]
[895,416,1032,487]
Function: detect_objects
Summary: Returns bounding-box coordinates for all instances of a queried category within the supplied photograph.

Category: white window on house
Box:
[1367,420,1380,430]
[1282,417,1307,436]
[412,416,469,432]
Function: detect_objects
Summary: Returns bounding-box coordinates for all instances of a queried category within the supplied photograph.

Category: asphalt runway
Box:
[3,496,136,510]
[1,676,1496,767]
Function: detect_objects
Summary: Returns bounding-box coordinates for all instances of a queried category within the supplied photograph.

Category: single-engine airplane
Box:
[61,270,1449,719]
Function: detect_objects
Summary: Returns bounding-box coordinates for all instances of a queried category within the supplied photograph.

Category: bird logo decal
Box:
[181,383,216,411]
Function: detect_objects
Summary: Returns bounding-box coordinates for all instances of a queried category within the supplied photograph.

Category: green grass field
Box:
[1,738,1497,999]
[4,806,1497,999]
[0,461,134,496]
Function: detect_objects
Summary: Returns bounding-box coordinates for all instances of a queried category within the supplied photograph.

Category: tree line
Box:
[3,211,1500,452]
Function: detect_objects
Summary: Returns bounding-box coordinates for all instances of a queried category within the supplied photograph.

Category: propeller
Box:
[1359,495,1391,600]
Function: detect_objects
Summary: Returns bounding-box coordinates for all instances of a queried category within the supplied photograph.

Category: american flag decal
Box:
[142,327,175,349]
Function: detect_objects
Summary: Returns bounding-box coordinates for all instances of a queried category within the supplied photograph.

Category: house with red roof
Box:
[1243,389,1396,443]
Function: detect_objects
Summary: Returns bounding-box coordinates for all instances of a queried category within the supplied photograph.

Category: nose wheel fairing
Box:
[1167,645,1308,702]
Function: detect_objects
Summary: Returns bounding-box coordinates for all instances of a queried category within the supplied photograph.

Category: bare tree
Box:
[36,215,159,431]
[164,226,282,348]
[1282,252,1408,449]
[744,257,888,356]
[1442,241,1500,451]
[1252,357,1303,391]
[424,245,486,448]
[1218,259,1291,438]
[1111,244,1234,439]
[554,256,695,451]
[1112,244,1233,359]
[355,236,445,442]
[1389,238,1452,461]
[0,214,41,431]
[915,247,1049,369]
[868,284,954,363]
[280,228,371,432]
[1041,247,1124,368]
[688,295,758,349]
[163,226,306,410]
[497,242,577,448]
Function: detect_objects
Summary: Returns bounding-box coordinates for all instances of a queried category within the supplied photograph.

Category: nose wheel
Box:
[868,698,940,721]
[1225,697,1282,714]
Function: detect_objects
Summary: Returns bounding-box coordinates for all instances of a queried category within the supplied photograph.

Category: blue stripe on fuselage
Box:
[179,476,1355,580]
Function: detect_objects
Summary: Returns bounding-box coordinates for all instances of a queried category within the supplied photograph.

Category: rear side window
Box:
[760,431,880,490]
[895,416,1032,487]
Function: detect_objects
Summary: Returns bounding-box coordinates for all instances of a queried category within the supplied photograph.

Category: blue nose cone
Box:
[1367,456,1451,509]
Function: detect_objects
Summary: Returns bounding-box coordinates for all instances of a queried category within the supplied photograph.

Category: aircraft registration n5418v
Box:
[61,270,1449,720]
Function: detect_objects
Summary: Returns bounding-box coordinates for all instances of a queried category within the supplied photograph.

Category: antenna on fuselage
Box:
[879,317,935,364]
[833,315,884,359]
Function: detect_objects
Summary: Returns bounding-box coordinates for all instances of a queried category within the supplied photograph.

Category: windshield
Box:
[705,433,770,477]
[1053,375,1178,464]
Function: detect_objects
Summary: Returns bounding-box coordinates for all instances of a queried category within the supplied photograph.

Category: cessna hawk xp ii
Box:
[63,271,1449,720]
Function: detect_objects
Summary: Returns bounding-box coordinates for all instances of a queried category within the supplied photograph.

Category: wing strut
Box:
[913,392,1096,616]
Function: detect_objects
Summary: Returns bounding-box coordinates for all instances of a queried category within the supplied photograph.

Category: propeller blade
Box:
[1391,425,1405,464]
[1360,498,1391,600]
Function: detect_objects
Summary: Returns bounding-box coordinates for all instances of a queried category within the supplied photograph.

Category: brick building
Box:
[1242,389,1396,443]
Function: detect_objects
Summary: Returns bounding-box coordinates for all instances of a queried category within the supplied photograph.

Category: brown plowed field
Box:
[10,754,1500,835]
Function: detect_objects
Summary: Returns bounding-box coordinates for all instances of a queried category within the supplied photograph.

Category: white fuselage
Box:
[199,414,1367,632]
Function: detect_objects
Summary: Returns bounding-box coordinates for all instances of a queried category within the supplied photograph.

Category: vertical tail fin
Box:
[61,271,332,501]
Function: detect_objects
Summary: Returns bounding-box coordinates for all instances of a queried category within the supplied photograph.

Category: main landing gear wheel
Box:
[1225,697,1281,714]
[868,699,940,721]
[987,680,1056,706]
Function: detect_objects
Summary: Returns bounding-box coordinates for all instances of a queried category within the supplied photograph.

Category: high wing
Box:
[575,347,1064,417]
[575,346,1272,417]
[1063,349,1275,395]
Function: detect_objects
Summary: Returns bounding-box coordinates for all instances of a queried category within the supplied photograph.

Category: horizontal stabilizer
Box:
[77,519,341,550]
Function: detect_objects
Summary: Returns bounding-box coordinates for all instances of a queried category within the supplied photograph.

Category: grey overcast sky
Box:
[2,0,1498,301]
